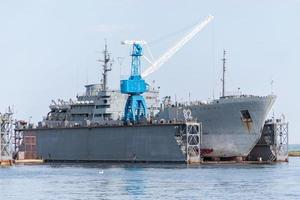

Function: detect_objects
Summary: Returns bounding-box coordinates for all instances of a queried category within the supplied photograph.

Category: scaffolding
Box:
[13,121,27,158]
[186,122,202,163]
[248,117,289,162]
[176,121,202,164]
[0,110,14,165]
[271,119,289,161]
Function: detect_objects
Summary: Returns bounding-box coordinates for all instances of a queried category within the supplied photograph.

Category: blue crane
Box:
[120,41,149,124]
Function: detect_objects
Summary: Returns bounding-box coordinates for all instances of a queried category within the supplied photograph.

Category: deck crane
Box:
[121,40,149,124]
[142,15,214,78]
[120,15,213,123]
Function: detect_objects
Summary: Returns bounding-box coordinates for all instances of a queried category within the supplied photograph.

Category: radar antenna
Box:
[221,50,226,97]
[98,41,113,91]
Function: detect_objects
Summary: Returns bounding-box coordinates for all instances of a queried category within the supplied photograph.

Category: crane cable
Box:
[142,20,204,65]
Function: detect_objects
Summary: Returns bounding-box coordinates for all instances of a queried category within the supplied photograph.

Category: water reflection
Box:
[0,158,299,200]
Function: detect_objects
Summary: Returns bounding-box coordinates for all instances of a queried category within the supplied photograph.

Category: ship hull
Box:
[157,95,276,158]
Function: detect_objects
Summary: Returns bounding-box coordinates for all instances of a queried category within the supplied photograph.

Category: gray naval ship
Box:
[156,51,275,158]
[20,46,275,162]
[157,95,275,158]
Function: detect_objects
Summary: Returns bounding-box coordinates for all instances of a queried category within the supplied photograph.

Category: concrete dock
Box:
[15,159,44,164]
[289,151,300,157]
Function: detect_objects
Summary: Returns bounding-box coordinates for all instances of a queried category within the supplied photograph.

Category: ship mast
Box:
[99,42,112,91]
[221,50,226,97]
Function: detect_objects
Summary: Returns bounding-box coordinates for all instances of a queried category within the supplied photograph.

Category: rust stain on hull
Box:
[241,117,253,133]
[201,148,214,156]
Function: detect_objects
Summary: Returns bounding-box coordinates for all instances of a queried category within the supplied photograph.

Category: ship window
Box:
[94,114,102,117]
[103,113,112,119]
[241,110,252,121]
[96,105,110,109]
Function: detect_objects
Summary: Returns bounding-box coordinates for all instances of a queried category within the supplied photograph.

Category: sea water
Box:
[1,157,300,200]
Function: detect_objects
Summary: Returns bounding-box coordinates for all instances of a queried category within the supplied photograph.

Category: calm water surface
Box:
[1,157,300,200]
[289,144,300,151]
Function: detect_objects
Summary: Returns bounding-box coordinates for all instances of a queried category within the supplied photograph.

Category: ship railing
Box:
[71,100,95,105]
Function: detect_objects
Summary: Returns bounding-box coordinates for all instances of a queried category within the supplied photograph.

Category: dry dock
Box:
[0,160,14,166]
[288,151,300,157]
[15,159,44,164]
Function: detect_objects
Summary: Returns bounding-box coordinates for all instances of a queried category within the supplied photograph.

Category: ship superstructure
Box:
[44,44,160,128]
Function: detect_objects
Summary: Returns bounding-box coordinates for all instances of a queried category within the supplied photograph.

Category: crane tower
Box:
[121,41,149,124]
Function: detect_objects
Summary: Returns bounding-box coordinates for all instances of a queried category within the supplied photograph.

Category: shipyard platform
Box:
[17,122,202,164]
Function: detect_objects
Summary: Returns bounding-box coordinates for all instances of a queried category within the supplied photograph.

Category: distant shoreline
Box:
[289,144,300,152]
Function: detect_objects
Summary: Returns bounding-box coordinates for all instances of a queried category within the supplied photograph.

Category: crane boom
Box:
[142,15,214,78]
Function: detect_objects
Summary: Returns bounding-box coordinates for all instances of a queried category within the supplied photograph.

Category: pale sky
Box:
[0,0,299,143]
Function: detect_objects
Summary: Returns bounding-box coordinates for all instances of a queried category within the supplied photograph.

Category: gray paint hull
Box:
[27,124,186,162]
[157,95,276,157]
